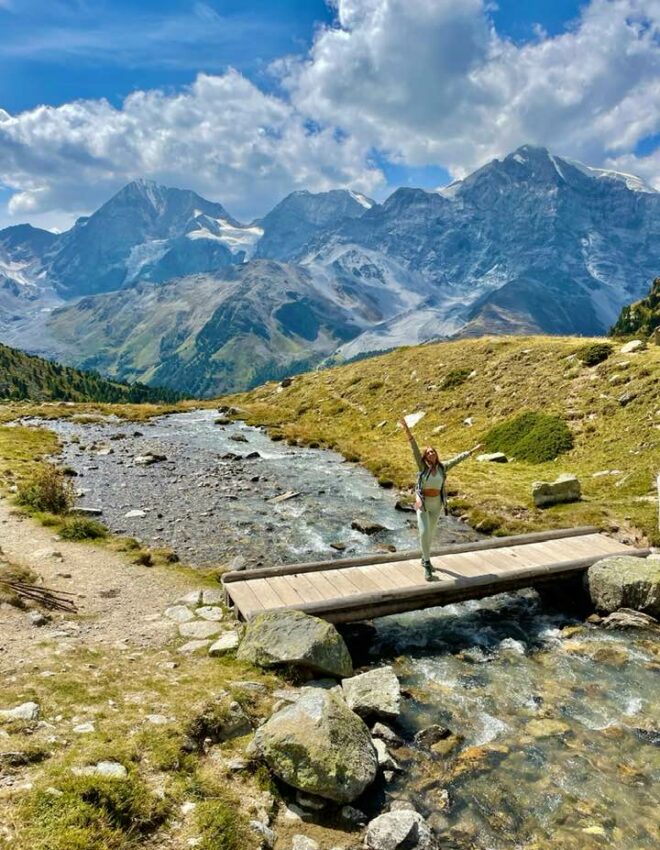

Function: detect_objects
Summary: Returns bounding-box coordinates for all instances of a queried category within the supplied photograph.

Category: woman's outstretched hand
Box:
[468,443,483,455]
[399,418,412,436]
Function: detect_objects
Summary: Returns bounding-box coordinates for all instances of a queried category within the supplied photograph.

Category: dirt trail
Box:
[0,497,195,673]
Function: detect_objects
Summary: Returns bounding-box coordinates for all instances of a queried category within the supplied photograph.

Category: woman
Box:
[399,418,481,581]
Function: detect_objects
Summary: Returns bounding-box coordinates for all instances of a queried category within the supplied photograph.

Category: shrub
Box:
[483,411,573,463]
[60,518,108,540]
[17,465,75,514]
[440,368,472,390]
[574,342,613,367]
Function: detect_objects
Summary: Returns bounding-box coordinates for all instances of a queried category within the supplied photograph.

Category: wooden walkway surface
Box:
[222,526,649,624]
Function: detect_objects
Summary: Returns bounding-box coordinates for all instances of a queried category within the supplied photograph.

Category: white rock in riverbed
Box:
[342,666,401,720]
[365,809,435,850]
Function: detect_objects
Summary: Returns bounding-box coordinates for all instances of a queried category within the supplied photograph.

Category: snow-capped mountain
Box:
[1,145,658,394]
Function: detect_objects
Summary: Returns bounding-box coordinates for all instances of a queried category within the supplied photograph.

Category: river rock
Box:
[0,702,40,723]
[364,809,436,850]
[587,555,660,616]
[532,474,581,507]
[342,666,401,720]
[196,606,224,621]
[601,608,658,630]
[124,509,147,519]
[134,453,166,466]
[350,519,387,535]
[237,610,353,678]
[253,688,378,803]
[476,452,508,463]
[292,836,318,850]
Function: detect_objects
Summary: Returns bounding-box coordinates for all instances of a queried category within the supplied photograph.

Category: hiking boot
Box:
[422,560,434,581]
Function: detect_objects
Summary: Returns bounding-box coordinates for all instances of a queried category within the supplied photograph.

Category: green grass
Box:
[482,411,574,463]
[440,367,473,390]
[218,334,660,544]
[59,518,109,540]
[573,341,613,367]
[17,464,75,514]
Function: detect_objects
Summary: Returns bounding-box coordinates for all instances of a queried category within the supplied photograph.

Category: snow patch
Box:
[348,190,374,209]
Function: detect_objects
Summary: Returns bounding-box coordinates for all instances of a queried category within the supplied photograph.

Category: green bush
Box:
[60,518,108,540]
[483,411,573,463]
[574,342,613,367]
[440,368,472,390]
[17,465,75,515]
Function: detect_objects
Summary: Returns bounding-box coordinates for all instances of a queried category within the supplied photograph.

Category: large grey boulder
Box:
[342,666,401,720]
[532,474,581,507]
[364,809,436,850]
[237,610,353,678]
[254,688,378,803]
[587,556,660,617]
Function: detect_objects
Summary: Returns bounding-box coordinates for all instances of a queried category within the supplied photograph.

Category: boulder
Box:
[0,702,40,723]
[587,556,660,617]
[476,452,508,463]
[364,809,436,850]
[532,474,581,507]
[237,610,353,678]
[253,688,378,803]
[620,339,645,354]
[342,666,401,720]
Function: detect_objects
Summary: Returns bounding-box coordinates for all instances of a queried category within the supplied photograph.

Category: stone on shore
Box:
[209,632,240,656]
[364,809,436,850]
[164,605,195,623]
[532,474,581,507]
[237,610,353,678]
[620,339,645,354]
[179,620,222,639]
[253,689,377,803]
[341,666,401,720]
[587,556,660,617]
[476,452,508,463]
[601,608,658,630]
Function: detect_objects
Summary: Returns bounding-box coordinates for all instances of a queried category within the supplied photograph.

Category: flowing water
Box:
[25,410,660,849]
[27,408,477,567]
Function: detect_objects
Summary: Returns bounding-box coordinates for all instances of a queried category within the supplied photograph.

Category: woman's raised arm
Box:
[399,418,425,472]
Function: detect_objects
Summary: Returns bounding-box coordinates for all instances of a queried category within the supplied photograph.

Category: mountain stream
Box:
[25,409,659,849]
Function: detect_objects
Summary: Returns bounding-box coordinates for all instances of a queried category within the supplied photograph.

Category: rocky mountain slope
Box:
[611,277,659,338]
[1,146,658,393]
[0,342,181,403]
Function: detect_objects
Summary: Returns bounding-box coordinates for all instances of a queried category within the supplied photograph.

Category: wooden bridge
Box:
[222,527,649,624]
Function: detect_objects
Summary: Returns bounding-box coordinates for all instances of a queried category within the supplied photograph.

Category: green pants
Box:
[416,496,443,561]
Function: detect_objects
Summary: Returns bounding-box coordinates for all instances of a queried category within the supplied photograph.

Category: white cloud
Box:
[0,71,383,227]
[1,0,659,230]
[283,0,660,179]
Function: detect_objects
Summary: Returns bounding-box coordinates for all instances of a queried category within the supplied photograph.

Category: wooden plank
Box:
[225,582,264,619]
[267,575,306,607]
[306,571,344,601]
[222,526,601,583]
[287,572,327,604]
[359,565,401,592]
[433,553,493,578]
[369,563,407,591]
[248,578,286,611]
[323,569,364,599]
[340,567,384,594]
[382,560,425,588]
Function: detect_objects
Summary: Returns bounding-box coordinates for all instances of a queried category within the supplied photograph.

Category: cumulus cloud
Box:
[0,0,658,229]
[284,0,660,178]
[0,71,383,226]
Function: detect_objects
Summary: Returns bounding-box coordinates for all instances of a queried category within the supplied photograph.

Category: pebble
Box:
[72,722,96,734]
[72,760,127,779]
[124,509,147,518]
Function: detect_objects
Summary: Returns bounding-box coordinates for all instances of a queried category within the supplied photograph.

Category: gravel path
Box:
[0,497,195,674]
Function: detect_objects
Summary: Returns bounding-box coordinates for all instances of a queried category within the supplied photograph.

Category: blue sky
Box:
[0,0,658,229]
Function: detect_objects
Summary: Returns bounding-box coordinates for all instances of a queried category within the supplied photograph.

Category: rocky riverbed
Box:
[25,409,478,568]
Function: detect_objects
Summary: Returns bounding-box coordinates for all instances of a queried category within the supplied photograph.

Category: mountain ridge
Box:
[1,144,659,393]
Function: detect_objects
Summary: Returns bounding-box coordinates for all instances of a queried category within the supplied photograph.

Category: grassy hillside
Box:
[0,343,183,404]
[610,277,659,338]
[223,335,660,544]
